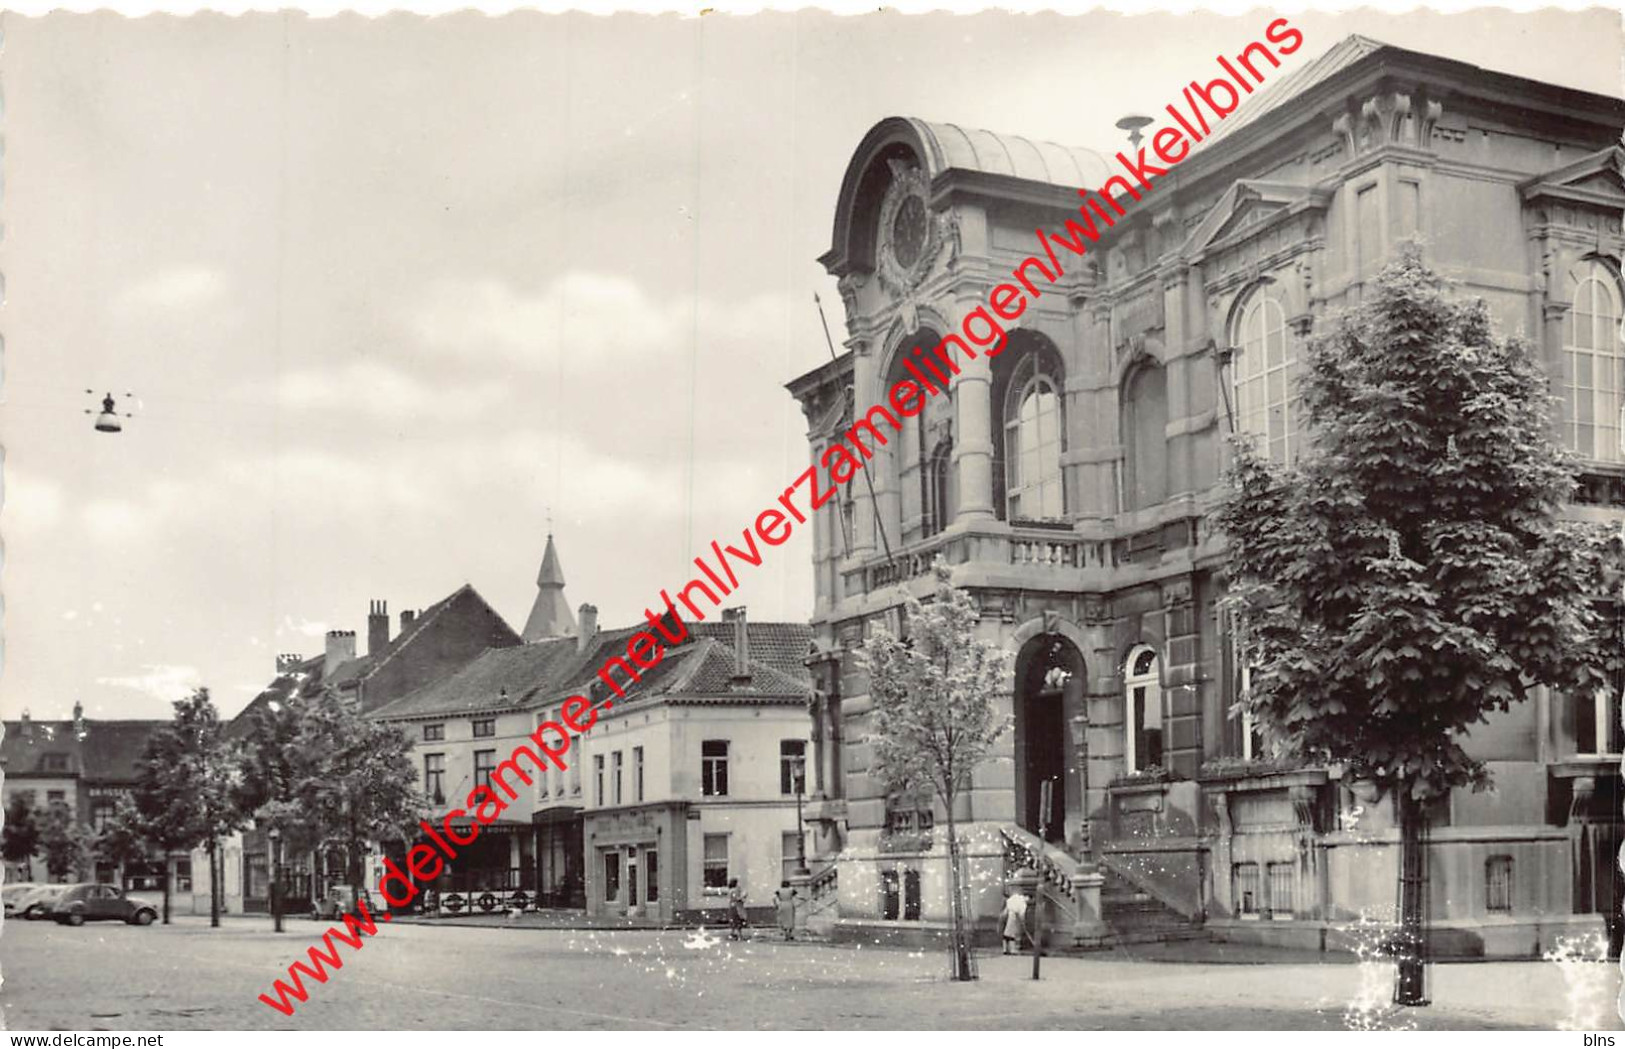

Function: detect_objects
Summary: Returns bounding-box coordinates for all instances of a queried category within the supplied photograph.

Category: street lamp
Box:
[267,826,283,934]
[792,755,810,876]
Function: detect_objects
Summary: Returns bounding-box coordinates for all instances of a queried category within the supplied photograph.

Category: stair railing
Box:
[999,825,1081,926]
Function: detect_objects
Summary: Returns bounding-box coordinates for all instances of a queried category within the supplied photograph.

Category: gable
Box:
[1520,145,1625,211]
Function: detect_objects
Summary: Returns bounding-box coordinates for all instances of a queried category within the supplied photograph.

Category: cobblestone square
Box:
[2,917,1617,1030]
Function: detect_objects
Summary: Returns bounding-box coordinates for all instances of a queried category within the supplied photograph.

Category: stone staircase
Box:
[1098,867,1208,946]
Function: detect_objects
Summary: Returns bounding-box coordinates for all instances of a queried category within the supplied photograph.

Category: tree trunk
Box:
[944,801,974,982]
[208,838,220,928]
[161,853,171,925]
[1393,791,1429,1007]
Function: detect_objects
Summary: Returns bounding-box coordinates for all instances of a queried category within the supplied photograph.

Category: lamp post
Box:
[793,755,810,875]
[267,827,283,934]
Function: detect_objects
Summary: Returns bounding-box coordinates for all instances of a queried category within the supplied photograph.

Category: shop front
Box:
[584,801,690,922]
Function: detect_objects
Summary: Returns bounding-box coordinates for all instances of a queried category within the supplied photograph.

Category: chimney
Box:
[324,630,357,680]
[400,609,416,632]
[577,604,599,652]
[276,653,305,674]
[367,600,390,657]
[722,606,751,684]
[19,709,31,742]
[72,701,85,739]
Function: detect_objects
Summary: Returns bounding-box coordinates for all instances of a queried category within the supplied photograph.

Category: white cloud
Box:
[409,271,789,373]
[96,663,202,705]
[2,468,65,535]
[274,359,509,422]
[115,266,226,314]
[281,616,331,639]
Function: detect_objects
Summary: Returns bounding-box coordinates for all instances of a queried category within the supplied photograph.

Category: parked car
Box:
[50,883,158,926]
[11,883,70,920]
[3,882,41,917]
[312,884,373,921]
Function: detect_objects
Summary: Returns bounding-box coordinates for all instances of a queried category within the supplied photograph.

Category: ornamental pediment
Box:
[1521,145,1625,216]
[1179,179,1329,263]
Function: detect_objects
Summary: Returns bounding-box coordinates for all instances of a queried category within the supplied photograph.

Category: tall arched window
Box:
[923,439,955,536]
[1122,363,1169,511]
[1124,644,1163,773]
[1563,259,1625,462]
[1232,286,1298,464]
[1004,354,1064,520]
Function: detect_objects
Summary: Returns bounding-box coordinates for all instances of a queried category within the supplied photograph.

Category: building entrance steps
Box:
[1097,868,1209,947]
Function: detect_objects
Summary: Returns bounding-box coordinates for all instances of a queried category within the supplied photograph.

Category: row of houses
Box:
[3,536,817,924]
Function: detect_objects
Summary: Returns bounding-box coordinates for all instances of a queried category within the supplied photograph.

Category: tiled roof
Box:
[368,618,813,720]
[369,636,580,720]
[0,720,84,776]
[1195,34,1386,151]
[227,655,327,738]
[0,719,167,784]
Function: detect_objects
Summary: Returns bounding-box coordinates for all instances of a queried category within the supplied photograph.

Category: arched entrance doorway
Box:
[1013,632,1087,844]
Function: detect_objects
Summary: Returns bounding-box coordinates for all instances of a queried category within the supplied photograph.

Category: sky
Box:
[1,8,1620,721]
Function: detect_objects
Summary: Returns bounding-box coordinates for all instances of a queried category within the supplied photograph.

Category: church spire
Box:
[522,533,576,642]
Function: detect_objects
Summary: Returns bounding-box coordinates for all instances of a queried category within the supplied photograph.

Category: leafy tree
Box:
[282,688,421,890]
[133,688,244,926]
[3,793,41,881]
[39,801,90,881]
[94,796,156,882]
[1215,246,1616,1005]
[862,563,1011,981]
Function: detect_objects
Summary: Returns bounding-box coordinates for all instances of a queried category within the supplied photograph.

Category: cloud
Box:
[115,266,227,314]
[274,359,509,422]
[409,271,789,372]
[2,467,65,536]
[280,616,331,639]
[95,663,202,705]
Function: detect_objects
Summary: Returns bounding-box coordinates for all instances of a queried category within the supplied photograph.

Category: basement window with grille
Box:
[1486,856,1514,913]
[1266,862,1296,920]
[1234,862,1261,920]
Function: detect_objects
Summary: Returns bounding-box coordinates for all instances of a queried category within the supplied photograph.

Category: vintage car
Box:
[312,884,374,921]
[50,883,159,926]
[10,883,70,920]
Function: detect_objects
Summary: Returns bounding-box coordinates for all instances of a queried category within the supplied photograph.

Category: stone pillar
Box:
[848,338,878,560]
[1069,869,1109,945]
[788,868,814,936]
[953,325,996,525]
[1161,577,1203,780]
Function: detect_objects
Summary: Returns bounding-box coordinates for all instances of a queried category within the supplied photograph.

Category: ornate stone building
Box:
[787,36,1625,955]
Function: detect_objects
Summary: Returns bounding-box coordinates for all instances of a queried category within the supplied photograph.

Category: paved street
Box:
[2,916,1618,1030]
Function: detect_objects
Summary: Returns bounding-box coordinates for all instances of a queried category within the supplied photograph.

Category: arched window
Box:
[1004,354,1064,520]
[1232,286,1298,463]
[1122,363,1169,511]
[1563,259,1625,462]
[923,439,955,536]
[1124,644,1163,773]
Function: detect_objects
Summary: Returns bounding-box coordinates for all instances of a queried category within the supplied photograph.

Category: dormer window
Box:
[41,753,69,773]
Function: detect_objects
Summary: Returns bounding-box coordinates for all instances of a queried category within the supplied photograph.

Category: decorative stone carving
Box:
[1160,577,1194,608]
[876,159,955,302]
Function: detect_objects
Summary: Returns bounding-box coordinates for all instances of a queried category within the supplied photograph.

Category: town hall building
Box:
[787,35,1625,956]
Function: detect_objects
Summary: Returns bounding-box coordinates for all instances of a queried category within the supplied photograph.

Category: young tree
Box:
[862,562,1011,981]
[3,793,42,881]
[94,796,157,887]
[1215,246,1616,1006]
[39,801,90,881]
[133,688,244,926]
[285,688,421,892]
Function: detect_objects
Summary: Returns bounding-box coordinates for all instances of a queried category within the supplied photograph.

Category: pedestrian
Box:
[773,880,798,941]
[727,878,746,940]
[999,891,1027,955]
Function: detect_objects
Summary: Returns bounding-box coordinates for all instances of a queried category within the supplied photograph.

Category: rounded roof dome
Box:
[822,116,1112,276]
[908,119,1112,189]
